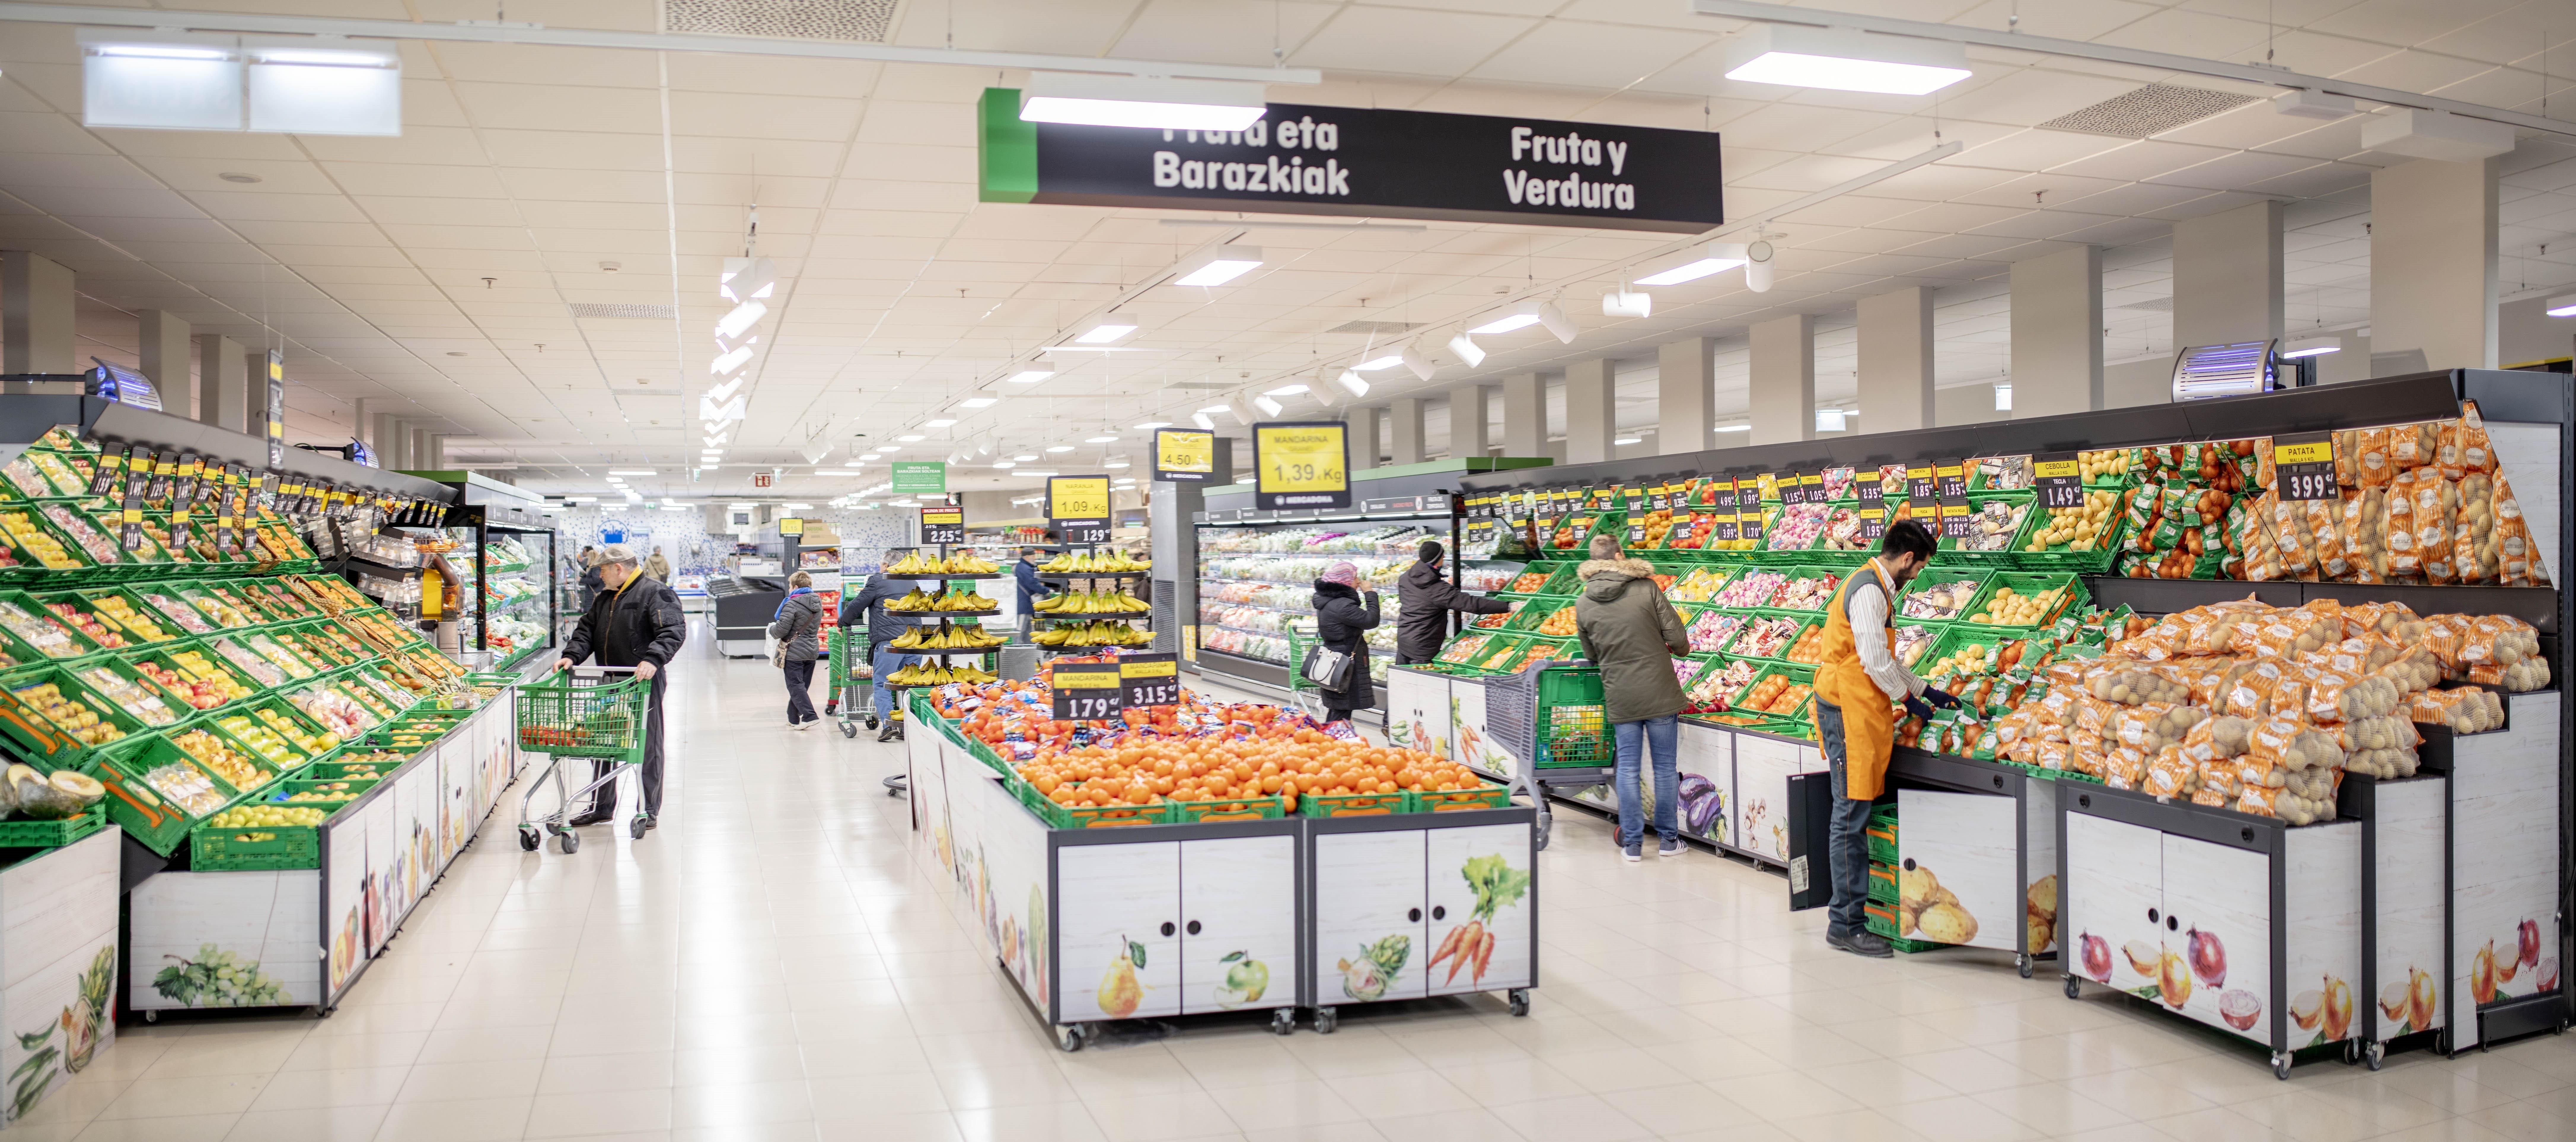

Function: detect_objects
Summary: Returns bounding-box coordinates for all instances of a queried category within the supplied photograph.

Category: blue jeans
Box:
[872,646,914,721]
[1613,714,1679,852]
[1816,700,1875,939]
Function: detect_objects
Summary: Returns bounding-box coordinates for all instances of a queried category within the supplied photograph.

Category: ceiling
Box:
[3,0,2573,505]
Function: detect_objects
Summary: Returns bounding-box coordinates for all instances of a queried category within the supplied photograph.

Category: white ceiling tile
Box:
[1290,7,1536,77]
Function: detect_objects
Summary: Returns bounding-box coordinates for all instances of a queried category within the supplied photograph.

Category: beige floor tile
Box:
[66,1114,240,1142]
[94,1074,268,1121]
[950,1103,1107,1142]
[1078,1089,1241,1142]
[372,1095,532,1142]
[218,1103,387,1142]
[523,1087,675,1138]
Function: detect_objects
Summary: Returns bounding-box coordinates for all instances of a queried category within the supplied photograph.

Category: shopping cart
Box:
[1283,620,1327,720]
[827,628,877,739]
[514,665,651,853]
[1484,660,1616,851]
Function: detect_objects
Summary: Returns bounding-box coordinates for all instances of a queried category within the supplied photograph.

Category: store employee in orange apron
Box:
[1810,520,1959,958]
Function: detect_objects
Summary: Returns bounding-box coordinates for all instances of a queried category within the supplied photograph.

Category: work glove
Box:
[1924,686,1963,710]
[1903,696,1936,722]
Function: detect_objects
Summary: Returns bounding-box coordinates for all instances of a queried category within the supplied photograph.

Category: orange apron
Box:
[1809,559,1898,800]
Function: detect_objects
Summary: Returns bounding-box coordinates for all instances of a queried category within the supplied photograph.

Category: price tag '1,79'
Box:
[2274,434,2338,502]
[1051,662,1124,721]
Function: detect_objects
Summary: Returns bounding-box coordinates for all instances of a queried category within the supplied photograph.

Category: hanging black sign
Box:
[1051,661,1123,721]
[1118,652,1181,708]
[1938,492,1974,541]
[119,446,152,550]
[1905,464,1934,504]
[88,446,123,499]
[921,504,966,545]
[1936,460,1968,501]
[1858,504,1887,542]
[1857,474,1884,505]
[982,90,1725,234]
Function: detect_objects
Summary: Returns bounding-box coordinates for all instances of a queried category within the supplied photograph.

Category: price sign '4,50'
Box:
[1051,662,1124,721]
[2273,434,2338,502]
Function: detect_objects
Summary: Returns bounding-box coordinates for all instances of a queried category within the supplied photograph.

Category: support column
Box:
[1656,337,1716,455]
[1345,407,1382,472]
[243,350,273,436]
[1499,372,1545,457]
[408,427,431,471]
[1445,384,1488,458]
[372,412,402,466]
[2371,158,2498,370]
[1,251,76,374]
[1563,359,1615,464]
[1857,287,1934,433]
[198,336,248,432]
[137,311,192,416]
[2009,245,2103,418]
[1748,314,1815,446]
[2172,200,2284,351]
[1388,397,1425,466]
[426,435,450,469]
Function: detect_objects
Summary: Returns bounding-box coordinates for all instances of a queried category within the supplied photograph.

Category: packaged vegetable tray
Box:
[90,732,249,856]
[1957,571,2084,630]
[0,592,99,663]
[1896,568,1988,623]
[1936,491,2034,559]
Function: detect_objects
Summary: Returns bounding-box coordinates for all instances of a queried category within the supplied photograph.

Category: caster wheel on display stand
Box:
[1314,1007,1338,1034]
[1056,1025,1085,1052]
[1270,1009,1295,1035]
[558,831,579,854]
[518,827,539,851]
[2017,954,2033,979]
[2064,976,2083,1000]
[2365,1041,2385,1071]
[142,1010,155,1024]
[2272,1052,2293,1081]
[1508,988,1530,1017]
[2341,1039,2362,1065]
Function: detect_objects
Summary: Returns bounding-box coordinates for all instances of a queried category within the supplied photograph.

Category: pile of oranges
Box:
[1016,729,1480,809]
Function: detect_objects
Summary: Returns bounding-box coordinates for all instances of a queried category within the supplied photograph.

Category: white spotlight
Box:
[1445,331,1486,369]
[1253,394,1285,418]
[1335,369,1372,398]
[1744,240,1777,293]
[1401,338,1439,381]
[1601,290,1653,318]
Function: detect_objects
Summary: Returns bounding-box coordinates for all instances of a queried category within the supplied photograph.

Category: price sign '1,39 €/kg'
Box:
[1252,421,1351,511]
[2274,433,2338,502]
[1051,661,1124,721]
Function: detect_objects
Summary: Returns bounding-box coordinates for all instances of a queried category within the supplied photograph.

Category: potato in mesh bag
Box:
[2416,475,2458,583]
[2312,672,2400,723]
[2340,488,2387,582]
[2470,659,2553,692]
[2374,646,2443,695]
[2188,714,2255,759]
[2384,471,2421,577]
[2109,702,2208,753]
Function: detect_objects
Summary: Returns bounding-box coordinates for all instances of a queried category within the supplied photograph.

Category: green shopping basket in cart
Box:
[827,627,876,738]
[514,665,651,852]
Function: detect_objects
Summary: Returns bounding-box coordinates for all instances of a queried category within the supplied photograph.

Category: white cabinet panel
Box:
[2160,834,2273,1043]
[1424,824,1534,995]
[1894,789,2018,952]
[1178,835,1297,1014]
[1674,723,1732,848]
[1386,670,1452,761]
[1312,830,1428,1004]
[1056,842,1182,1021]
[2062,813,2163,994]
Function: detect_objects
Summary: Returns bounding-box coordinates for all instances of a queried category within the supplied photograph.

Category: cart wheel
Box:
[2017,954,2033,979]
[1270,1008,1296,1035]
[558,831,579,854]
[2064,976,2082,1000]
[518,827,539,851]
[629,816,648,840]
[142,1010,155,1024]
[1314,1007,1338,1034]
[2365,1041,2385,1071]
[1508,988,1530,1017]
[2271,1052,2293,1080]
[865,716,880,730]
[840,722,857,739]
[2342,1038,2362,1065]
[1056,1025,1084,1052]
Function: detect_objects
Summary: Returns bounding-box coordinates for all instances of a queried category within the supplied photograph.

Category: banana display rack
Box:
[513,665,648,852]
[876,544,1008,740]
[1030,542,1154,654]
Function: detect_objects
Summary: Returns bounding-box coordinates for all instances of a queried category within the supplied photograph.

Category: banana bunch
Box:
[883,550,938,575]
[932,587,997,611]
[1038,550,1151,574]
[1034,620,1155,648]
[1031,588,1150,615]
[886,587,938,612]
[887,661,997,686]
[885,621,1008,651]
[944,553,999,574]
[884,551,1002,575]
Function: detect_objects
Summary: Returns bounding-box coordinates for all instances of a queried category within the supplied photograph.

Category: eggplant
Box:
[1677,773,1721,834]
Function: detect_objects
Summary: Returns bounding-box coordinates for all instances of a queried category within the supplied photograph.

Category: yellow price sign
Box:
[1252,422,1349,509]
[2273,440,2332,465]
[1153,428,1217,482]
[777,517,803,537]
[1048,475,1112,522]
[2031,458,2079,479]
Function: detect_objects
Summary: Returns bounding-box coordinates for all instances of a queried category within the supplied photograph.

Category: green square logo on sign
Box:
[891,461,946,494]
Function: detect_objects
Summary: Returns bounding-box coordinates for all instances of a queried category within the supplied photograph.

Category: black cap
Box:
[1418,539,1444,563]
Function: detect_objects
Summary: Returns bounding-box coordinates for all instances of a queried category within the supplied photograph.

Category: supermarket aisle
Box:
[20,627,2576,1142]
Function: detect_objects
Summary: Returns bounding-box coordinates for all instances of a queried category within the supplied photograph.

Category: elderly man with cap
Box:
[839,547,922,741]
[1394,539,1511,665]
[556,543,687,829]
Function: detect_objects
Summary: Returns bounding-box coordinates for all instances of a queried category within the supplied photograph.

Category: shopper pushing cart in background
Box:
[840,548,919,742]
[556,543,686,829]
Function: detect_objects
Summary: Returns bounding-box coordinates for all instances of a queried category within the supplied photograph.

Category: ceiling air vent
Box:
[2039,85,2258,138]
[664,0,900,43]
[1326,320,1423,336]
[570,303,678,319]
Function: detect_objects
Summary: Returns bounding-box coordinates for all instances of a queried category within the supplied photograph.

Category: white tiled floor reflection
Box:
[20,626,2576,1140]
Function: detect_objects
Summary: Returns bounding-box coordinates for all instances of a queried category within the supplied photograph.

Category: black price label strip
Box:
[2273,433,2337,502]
[1936,461,1967,501]
[1119,654,1180,708]
[1052,662,1124,721]
[2033,452,2084,510]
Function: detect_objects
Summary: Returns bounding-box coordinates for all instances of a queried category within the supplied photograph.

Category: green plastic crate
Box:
[0,805,106,848]
[1731,663,1817,721]
[1298,788,1412,817]
[0,590,103,662]
[1935,491,2035,560]
[0,660,153,766]
[1533,562,1584,595]
[1720,614,1817,665]
[1867,861,1899,905]
[1416,781,1513,812]
[89,733,241,856]
[1864,903,1944,953]
[262,774,378,808]
[1501,597,1572,635]
[2006,491,2128,573]
[1011,780,1173,829]
[1915,625,2018,684]
[1893,568,1992,624]
[1955,571,2085,630]
[1169,793,1291,823]
[1865,812,1898,865]
[190,820,320,870]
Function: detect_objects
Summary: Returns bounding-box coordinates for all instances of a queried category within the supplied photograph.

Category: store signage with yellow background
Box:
[1153,428,1217,482]
[1252,421,1351,510]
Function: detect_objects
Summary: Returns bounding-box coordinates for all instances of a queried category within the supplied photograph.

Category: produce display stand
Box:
[902,688,1537,1048]
[1670,718,1823,869]
[357,470,559,670]
[0,826,121,1128]
[1873,747,2067,979]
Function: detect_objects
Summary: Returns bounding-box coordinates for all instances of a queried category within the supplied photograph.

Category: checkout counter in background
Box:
[708,515,844,657]
[710,575,785,657]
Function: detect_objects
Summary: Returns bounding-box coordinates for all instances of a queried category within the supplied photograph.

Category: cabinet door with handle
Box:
[1311,829,1428,1005]
[2062,812,2163,994]
[1055,842,1182,1022]
[1177,834,1297,1014]
[1424,823,1535,995]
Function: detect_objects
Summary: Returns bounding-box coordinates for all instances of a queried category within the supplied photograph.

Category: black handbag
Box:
[1300,642,1355,692]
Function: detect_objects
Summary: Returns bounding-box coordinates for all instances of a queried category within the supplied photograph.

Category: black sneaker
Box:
[565,808,613,828]
[1827,929,1895,958]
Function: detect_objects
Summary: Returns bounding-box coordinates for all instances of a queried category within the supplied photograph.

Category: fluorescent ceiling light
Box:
[564,496,596,504]
[2544,294,2576,318]
[1353,355,1404,371]
[898,434,925,442]
[1264,384,1309,396]
[1045,445,1076,453]
[1104,458,1131,469]
[1445,331,1486,369]
[1252,395,1284,417]
[1134,421,1171,430]
[1021,471,1060,478]
[960,397,999,408]
[245,39,401,136]
[95,43,232,60]
[993,461,1017,468]
[844,459,866,467]
[720,257,776,301]
[608,469,656,476]
[1471,313,1541,335]
[1716,423,1752,433]
[1173,245,1264,287]
[1192,412,1217,430]
[1335,370,1370,398]
[1816,409,1847,432]
[1006,370,1055,384]
[1637,243,1748,286]
[783,502,813,509]
[1020,72,1267,132]
[1076,323,1137,344]
[1614,436,1643,446]
[2281,337,2342,358]
[924,418,957,427]
[81,33,244,131]
[606,476,625,483]
[1014,454,1040,461]
[1722,24,1971,95]
[1085,435,1119,443]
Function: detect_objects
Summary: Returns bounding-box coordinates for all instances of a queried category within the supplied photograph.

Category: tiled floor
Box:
[17,625,2576,1141]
